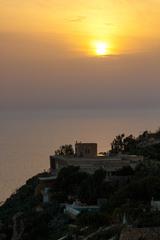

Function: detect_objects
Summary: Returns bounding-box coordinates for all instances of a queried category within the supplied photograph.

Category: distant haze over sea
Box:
[0,108,160,202]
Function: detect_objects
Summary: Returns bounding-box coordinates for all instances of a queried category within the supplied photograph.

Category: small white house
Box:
[64,201,100,219]
[42,187,50,204]
[151,197,160,211]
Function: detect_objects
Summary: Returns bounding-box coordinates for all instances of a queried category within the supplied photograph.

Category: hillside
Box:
[1,129,160,239]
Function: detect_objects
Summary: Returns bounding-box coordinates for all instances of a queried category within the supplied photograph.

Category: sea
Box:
[0,108,160,202]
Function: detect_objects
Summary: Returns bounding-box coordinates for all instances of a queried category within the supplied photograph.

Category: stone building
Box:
[75,142,97,158]
[50,142,143,176]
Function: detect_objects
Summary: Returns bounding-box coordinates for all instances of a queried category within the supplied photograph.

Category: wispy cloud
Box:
[104,22,114,27]
[66,16,87,23]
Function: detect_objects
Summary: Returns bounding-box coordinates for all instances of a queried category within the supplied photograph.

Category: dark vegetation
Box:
[110,129,160,160]
[1,129,160,239]
[55,144,74,156]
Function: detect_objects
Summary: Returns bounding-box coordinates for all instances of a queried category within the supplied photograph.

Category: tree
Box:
[93,169,106,184]
[108,176,160,211]
[114,166,134,176]
[110,134,125,154]
[123,135,137,153]
[54,144,74,156]
[56,166,89,197]
[78,169,107,204]
[77,212,110,228]
[110,134,138,154]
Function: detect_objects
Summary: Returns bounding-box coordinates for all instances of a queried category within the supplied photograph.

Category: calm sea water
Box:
[0,108,160,202]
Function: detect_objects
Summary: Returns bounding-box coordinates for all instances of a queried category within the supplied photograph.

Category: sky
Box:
[1,0,160,111]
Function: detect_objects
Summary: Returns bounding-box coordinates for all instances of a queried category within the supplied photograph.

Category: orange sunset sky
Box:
[1,0,160,110]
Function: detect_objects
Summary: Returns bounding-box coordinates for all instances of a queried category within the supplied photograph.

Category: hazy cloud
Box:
[66,16,87,23]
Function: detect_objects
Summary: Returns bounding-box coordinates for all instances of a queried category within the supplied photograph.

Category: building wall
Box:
[75,143,97,158]
[50,155,56,170]
[50,155,142,175]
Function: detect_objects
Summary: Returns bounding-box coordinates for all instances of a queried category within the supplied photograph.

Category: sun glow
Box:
[91,41,110,56]
[96,42,107,55]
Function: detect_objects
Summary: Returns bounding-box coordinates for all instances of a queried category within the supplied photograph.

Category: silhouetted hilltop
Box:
[1,129,160,239]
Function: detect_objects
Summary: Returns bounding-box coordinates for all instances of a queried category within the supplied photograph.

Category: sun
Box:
[96,42,107,55]
[88,40,112,57]
[94,41,109,56]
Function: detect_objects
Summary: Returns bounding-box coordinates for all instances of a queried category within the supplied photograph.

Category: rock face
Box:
[11,212,24,240]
